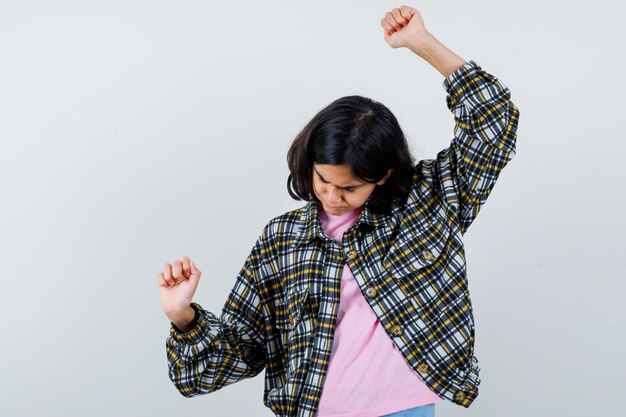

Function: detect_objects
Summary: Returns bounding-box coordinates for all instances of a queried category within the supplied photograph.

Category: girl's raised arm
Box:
[380,6,467,78]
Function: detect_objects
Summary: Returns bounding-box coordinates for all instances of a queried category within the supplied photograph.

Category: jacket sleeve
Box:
[165,233,270,397]
[429,60,520,234]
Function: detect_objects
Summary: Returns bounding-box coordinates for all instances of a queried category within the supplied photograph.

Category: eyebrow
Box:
[314,167,364,189]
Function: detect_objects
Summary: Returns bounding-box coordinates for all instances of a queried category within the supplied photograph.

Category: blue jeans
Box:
[379,403,435,417]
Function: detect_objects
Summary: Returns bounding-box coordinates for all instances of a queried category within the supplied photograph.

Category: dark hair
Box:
[287,95,415,214]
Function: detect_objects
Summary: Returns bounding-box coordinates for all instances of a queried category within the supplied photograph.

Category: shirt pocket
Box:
[381,209,464,329]
[382,209,452,278]
[275,286,316,377]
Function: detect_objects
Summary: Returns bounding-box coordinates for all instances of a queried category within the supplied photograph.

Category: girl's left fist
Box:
[380,6,427,49]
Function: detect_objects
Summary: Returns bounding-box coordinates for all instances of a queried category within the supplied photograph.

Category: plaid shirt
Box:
[165,60,520,417]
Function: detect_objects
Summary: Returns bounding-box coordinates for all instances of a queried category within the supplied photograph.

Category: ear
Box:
[376,169,394,185]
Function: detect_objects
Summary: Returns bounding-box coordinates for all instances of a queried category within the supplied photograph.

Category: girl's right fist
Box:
[157,255,201,316]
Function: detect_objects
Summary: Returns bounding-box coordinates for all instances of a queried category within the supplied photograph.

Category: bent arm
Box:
[429,61,520,234]
[165,238,269,397]
[402,21,520,233]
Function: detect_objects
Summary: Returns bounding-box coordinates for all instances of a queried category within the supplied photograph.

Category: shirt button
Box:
[346,250,357,260]
[417,363,429,373]
[421,249,434,261]
[365,287,376,298]
[390,325,403,336]
[454,391,466,402]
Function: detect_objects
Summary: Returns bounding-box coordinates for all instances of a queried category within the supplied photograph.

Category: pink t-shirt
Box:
[314,206,443,417]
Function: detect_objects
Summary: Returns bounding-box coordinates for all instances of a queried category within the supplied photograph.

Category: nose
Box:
[328,186,342,204]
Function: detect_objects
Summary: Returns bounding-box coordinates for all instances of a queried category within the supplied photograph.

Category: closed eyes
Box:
[315,169,361,192]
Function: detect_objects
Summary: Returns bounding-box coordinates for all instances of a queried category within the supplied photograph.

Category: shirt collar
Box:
[293,197,401,247]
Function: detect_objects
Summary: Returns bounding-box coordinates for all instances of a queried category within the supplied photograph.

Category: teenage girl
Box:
[157,5,519,417]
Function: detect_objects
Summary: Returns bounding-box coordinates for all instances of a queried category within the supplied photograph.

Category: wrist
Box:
[405,30,437,56]
[168,305,197,332]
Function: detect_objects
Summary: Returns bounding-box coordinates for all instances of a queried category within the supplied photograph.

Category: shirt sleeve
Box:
[165,234,269,398]
[428,60,520,234]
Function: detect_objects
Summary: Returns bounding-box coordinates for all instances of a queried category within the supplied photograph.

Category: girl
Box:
[156,5,519,417]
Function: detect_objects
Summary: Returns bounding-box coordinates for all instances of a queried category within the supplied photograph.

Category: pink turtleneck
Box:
[314,205,442,417]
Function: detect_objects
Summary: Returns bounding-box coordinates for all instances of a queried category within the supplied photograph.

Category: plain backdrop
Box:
[1,0,625,416]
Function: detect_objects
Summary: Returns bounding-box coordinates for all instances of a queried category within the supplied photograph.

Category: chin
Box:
[326,206,349,215]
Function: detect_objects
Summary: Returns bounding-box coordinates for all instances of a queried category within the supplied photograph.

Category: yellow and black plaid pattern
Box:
[165,60,520,416]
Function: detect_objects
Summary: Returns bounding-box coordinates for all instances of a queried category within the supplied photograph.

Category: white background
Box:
[1,0,624,416]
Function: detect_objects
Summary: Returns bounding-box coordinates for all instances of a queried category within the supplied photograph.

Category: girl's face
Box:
[312,163,392,216]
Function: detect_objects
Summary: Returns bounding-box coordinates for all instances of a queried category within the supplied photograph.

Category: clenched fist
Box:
[380,5,428,50]
[157,255,201,331]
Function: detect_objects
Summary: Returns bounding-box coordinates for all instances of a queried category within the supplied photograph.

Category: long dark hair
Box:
[287,95,415,214]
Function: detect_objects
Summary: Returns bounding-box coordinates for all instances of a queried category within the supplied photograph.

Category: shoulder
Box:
[238,205,308,283]
[414,157,437,180]
[406,157,455,219]
[256,203,308,250]
[264,204,306,234]
[411,157,443,197]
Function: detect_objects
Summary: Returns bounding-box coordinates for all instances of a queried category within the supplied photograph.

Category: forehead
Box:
[313,163,365,185]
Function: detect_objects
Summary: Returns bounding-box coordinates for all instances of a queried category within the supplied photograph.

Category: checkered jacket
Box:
[165,60,520,417]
